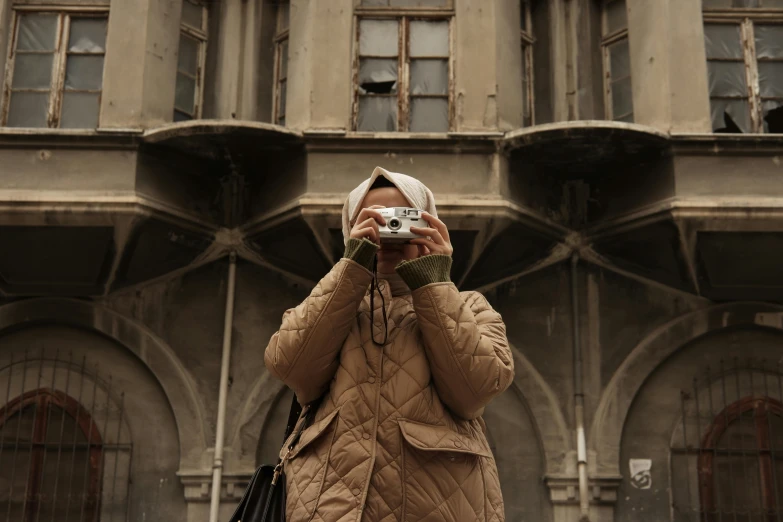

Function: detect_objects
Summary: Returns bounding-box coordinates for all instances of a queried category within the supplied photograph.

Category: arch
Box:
[590,301,783,476]
[0,298,209,471]
[232,342,572,474]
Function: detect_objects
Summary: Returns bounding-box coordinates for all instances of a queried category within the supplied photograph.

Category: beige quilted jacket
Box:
[264,252,514,522]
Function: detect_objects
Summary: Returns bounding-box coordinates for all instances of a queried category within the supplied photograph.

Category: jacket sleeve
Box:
[408,284,515,420]
[264,255,374,404]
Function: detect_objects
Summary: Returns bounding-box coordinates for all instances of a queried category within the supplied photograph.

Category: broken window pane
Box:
[410,21,449,57]
[605,0,627,35]
[175,73,196,113]
[7,92,49,127]
[65,55,104,90]
[68,18,107,53]
[611,76,633,120]
[60,92,99,128]
[704,24,742,59]
[359,20,398,57]
[17,14,57,51]
[758,62,783,97]
[710,99,750,132]
[762,100,783,133]
[182,0,204,30]
[754,25,783,60]
[410,59,447,95]
[359,58,398,94]
[358,96,397,131]
[12,54,53,89]
[707,61,747,96]
[178,34,199,76]
[389,0,449,5]
[609,39,630,80]
[410,98,448,132]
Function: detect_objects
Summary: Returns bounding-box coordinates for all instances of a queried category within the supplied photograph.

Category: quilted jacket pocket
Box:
[399,420,488,522]
[283,408,341,522]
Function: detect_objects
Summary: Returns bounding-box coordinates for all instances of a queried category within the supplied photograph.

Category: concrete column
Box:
[101,0,182,129]
[287,0,353,131]
[627,0,711,133]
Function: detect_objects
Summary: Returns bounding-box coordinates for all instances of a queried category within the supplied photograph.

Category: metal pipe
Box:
[209,252,238,522]
[571,253,590,521]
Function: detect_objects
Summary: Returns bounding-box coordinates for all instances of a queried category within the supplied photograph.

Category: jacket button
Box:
[352,488,361,496]
[368,376,376,384]
[363,433,371,440]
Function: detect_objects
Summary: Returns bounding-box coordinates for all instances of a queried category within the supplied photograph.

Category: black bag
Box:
[227,393,319,522]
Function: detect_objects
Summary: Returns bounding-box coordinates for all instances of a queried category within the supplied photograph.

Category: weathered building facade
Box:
[0,0,782,521]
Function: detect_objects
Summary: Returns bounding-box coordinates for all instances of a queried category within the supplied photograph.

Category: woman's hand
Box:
[349,205,386,245]
[409,212,453,257]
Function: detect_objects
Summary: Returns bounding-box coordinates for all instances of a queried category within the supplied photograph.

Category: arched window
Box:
[601,0,633,122]
[702,0,783,133]
[0,389,102,522]
[699,396,783,521]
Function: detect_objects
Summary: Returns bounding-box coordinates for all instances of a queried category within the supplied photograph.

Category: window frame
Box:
[698,396,783,522]
[703,5,783,133]
[272,1,289,126]
[1,6,109,129]
[601,0,633,122]
[352,2,454,133]
[520,0,535,127]
[0,389,103,522]
[175,0,208,121]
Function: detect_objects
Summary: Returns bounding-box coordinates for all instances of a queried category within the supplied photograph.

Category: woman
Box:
[264,166,514,522]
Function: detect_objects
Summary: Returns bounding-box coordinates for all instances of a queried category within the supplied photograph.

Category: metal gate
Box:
[0,350,132,522]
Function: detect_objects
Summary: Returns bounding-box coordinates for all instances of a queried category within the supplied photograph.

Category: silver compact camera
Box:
[378,207,424,243]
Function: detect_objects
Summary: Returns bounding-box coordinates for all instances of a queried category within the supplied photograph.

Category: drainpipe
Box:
[571,253,590,522]
[209,251,238,522]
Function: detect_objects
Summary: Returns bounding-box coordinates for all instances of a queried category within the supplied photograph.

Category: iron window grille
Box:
[1,8,108,129]
[353,0,454,133]
[671,358,783,522]
[520,0,535,127]
[174,0,208,122]
[0,351,132,522]
[601,0,633,123]
[702,0,783,133]
[273,0,290,126]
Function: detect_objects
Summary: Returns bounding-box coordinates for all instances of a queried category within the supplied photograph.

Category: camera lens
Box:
[388,218,401,230]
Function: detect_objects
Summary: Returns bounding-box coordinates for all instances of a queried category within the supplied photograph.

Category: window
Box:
[671,362,783,522]
[273,1,290,126]
[175,0,208,122]
[0,390,102,522]
[601,0,633,122]
[2,11,108,129]
[354,0,452,132]
[703,0,783,133]
[699,397,783,521]
[520,1,535,127]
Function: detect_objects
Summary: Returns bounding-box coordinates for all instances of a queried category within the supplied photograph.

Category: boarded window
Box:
[3,12,107,129]
[601,0,633,123]
[174,0,208,121]
[355,5,452,132]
